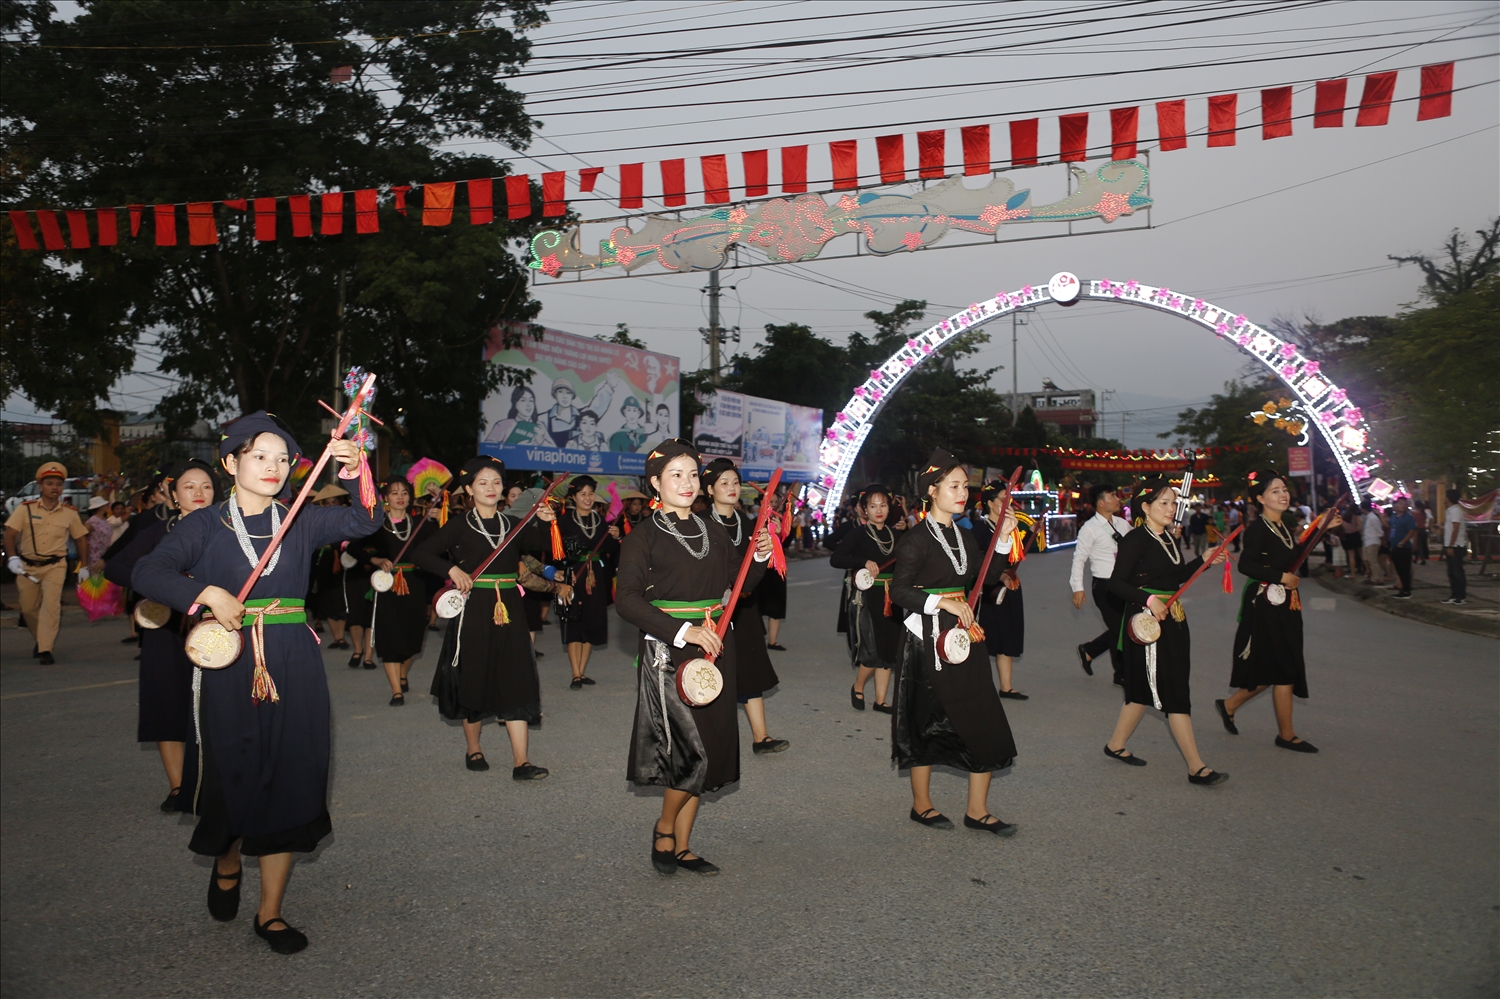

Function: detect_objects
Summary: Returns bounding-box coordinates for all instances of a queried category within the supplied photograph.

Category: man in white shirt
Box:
[1442,488,1469,604]
[1070,483,1133,685]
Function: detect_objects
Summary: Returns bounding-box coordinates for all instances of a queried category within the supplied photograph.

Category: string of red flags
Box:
[6,62,1462,253]
[990,445,1258,461]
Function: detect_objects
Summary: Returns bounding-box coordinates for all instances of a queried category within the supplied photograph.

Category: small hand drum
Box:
[133,599,172,630]
[371,569,395,593]
[433,586,468,619]
[676,657,724,706]
[1127,610,1162,645]
[854,568,875,591]
[936,627,971,664]
[340,551,358,569]
[1264,583,1287,606]
[184,617,243,669]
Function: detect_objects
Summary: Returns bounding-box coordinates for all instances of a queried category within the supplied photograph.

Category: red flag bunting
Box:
[1110,107,1138,160]
[618,163,643,209]
[321,191,344,235]
[288,194,312,237]
[1418,62,1454,120]
[36,211,65,249]
[355,189,379,233]
[781,146,808,193]
[223,199,248,212]
[66,209,91,249]
[1314,79,1347,127]
[1060,113,1089,162]
[577,166,604,193]
[1208,94,1237,146]
[154,204,177,246]
[875,134,905,184]
[661,159,686,206]
[742,150,768,197]
[423,182,455,226]
[1262,87,1293,139]
[542,171,567,216]
[962,124,991,174]
[186,202,217,245]
[1008,120,1037,166]
[1156,100,1187,150]
[467,179,493,225]
[917,129,945,178]
[254,197,276,241]
[1356,71,1397,126]
[391,185,410,215]
[830,139,858,190]
[506,174,531,219]
[701,154,729,204]
[9,211,38,250]
[96,207,117,246]
[128,205,143,237]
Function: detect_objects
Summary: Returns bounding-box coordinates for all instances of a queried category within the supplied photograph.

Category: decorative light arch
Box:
[811,273,1379,513]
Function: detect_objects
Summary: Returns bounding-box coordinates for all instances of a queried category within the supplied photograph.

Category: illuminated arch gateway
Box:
[810,272,1380,513]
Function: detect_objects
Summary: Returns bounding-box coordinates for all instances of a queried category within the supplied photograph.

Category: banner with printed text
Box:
[692,388,822,483]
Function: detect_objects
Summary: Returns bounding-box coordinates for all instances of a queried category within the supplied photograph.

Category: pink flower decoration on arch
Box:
[902,357,915,367]
[871,389,884,400]
[1169,295,1183,308]
[900,231,923,250]
[843,431,855,441]
[1236,333,1252,345]
[1319,412,1336,425]
[1193,298,1205,311]
[1343,408,1362,424]
[1098,280,1112,292]
[823,475,835,486]
[1112,286,1124,298]
[1279,344,1297,359]
[1279,364,1297,378]
[922,343,933,354]
[835,412,847,422]
[1125,280,1139,292]
[1233,314,1247,327]
[540,254,561,278]
[1216,323,1230,335]
[1021,285,1033,296]
[1303,361,1321,375]
[1349,464,1369,480]
[854,386,867,398]
[906,340,918,349]
[1328,389,1348,405]
[869,370,882,381]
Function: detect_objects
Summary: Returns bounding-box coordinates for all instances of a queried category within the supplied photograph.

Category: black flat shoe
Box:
[963,813,1018,837]
[330,639,349,650]
[872,701,894,714]
[534,649,545,658]
[1188,767,1229,786]
[766,643,787,651]
[1275,735,1319,753]
[850,687,866,711]
[997,689,1029,700]
[361,660,376,670]
[160,787,181,812]
[1077,644,1094,676]
[1112,675,1124,687]
[388,693,404,706]
[578,675,596,685]
[121,634,140,644]
[512,762,550,781]
[400,678,409,693]
[675,850,719,876]
[569,677,583,690]
[254,915,309,955]
[38,651,53,665]
[465,752,489,772]
[346,654,361,668]
[427,624,440,632]
[1215,699,1239,735]
[207,863,242,922]
[1104,745,1147,766]
[909,807,954,830]
[752,737,790,754]
[652,827,677,875]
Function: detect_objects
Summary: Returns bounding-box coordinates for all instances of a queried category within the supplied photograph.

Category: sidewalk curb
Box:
[1311,568,1499,639]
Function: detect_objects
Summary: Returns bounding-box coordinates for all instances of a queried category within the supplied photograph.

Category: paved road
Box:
[3,548,1496,997]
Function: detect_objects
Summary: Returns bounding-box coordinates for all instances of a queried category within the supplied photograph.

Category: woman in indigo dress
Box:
[133,412,379,955]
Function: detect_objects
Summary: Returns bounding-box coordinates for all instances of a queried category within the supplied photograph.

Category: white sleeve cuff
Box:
[923,593,942,614]
[672,621,691,648]
[994,531,1013,554]
[753,550,770,562]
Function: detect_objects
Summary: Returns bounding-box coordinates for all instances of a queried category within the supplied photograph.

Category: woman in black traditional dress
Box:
[970,480,1041,701]
[1103,479,1229,786]
[132,413,379,954]
[412,457,567,778]
[703,458,788,754]
[105,457,217,812]
[889,451,1020,837]
[757,485,790,651]
[356,476,436,706]
[557,475,620,689]
[615,441,773,876]
[307,485,350,650]
[829,484,901,714]
[1216,470,1333,752]
[339,486,376,671]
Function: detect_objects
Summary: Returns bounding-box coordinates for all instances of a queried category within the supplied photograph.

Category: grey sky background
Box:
[8,0,1497,447]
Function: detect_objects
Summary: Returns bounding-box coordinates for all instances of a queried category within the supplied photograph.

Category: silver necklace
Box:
[866,523,895,555]
[1264,516,1294,549]
[1149,525,1181,565]
[655,510,711,560]
[572,509,601,540]
[229,495,282,574]
[926,516,969,575]
[468,508,508,549]
[714,509,744,546]
[386,515,412,541]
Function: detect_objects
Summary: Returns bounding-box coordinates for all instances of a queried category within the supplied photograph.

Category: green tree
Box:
[725,321,856,418]
[1162,379,1297,491]
[1,0,547,468]
[596,323,646,350]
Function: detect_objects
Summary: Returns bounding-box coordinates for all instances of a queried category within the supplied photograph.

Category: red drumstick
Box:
[468,476,571,578]
[707,467,783,655]
[1288,493,1349,573]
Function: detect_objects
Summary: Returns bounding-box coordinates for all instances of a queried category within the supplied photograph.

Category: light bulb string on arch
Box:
[810,273,1379,514]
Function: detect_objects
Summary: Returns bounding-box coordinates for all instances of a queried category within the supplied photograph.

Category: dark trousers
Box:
[1446,548,1468,600]
[1082,579,1125,680]
[1391,547,1413,594]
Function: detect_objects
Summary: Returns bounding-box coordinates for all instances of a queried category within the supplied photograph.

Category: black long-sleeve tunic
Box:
[1107,527,1203,714]
[1230,517,1307,696]
[132,497,380,856]
[888,517,1015,771]
[356,515,437,664]
[829,522,902,669]
[557,509,619,648]
[106,515,193,744]
[615,510,766,794]
[710,508,779,697]
[970,514,1039,659]
[412,511,547,722]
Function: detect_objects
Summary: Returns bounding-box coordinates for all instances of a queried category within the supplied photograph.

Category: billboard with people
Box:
[480,324,680,474]
[691,388,822,482]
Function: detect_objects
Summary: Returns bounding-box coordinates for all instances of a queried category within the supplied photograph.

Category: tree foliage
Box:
[1388,218,1499,296]
[1,0,547,468]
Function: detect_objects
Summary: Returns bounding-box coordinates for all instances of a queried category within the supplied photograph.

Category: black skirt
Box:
[188,734,331,858]
[137,625,193,743]
[731,598,779,698]
[1120,611,1193,715]
[559,575,610,647]
[343,571,373,628]
[429,588,541,724]
[978,584,1025,658]
[848,585,900,671]
[371,583,428,663]
[892,612,1016,772]
[1230,582,1308,697]
[755,567,787,619]
[628,634,740,795]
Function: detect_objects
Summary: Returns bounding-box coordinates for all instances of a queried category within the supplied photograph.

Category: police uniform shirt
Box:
[5,500,88,561]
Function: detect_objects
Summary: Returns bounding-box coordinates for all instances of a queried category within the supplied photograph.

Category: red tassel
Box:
[622,517,632,535]
[358,455,377,514]
[550,517,564,560]
[1008,528,1026,564]
[392,568,409,595]
[1289,588,1302,611]
[967,622,986,642]
[437,490,450,527]
[769,529,788,578]
[1222,557,1233,594]
[781,492,794,540]
[883,581,892,617]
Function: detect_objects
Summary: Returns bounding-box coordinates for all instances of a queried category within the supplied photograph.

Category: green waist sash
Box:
[475,573,518,589]
[240,597,306,626]
[651,598,725,621]
[391,562,415,571]
[1116,587,1178,650]
[923,587,966,599]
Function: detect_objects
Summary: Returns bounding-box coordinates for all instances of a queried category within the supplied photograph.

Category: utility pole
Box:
[1010,306,1033,418]
[333,269,346,410]
[699,269,740,385]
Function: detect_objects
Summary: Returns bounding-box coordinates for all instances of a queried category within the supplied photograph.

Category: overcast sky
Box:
[9,0,1497,447]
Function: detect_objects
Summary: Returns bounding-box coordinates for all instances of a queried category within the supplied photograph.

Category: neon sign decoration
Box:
[528,161,1151,277]
[809,273,1380,516]
[1249,397,1313,446]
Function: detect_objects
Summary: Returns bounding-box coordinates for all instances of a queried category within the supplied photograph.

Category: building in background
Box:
[1026,384,1098,438]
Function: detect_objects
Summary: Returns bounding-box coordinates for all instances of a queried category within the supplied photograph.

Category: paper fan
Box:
[409,457,451,499]
[288,456,315,488]
[78,573,124,622]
